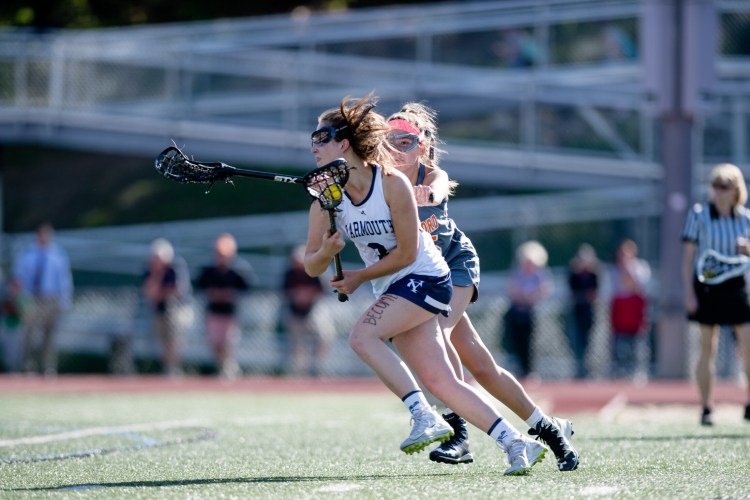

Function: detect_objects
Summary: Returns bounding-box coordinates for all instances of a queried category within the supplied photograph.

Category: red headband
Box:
[388,119,421,136]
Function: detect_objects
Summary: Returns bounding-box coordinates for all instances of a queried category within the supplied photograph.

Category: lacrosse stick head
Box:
[155,146,229,184]
[696,249,750,284]
[302,159,349,210]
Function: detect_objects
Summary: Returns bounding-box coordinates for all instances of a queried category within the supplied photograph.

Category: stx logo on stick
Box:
[273,175,300,183]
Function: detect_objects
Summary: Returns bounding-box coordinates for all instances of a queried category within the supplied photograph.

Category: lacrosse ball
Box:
[324,184,343,201]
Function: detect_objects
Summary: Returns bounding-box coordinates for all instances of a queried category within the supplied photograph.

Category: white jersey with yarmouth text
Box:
[336,164,449,296]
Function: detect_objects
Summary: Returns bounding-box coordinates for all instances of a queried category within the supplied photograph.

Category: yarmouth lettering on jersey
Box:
[345,219,394,238]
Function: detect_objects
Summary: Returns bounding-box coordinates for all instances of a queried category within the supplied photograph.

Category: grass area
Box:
[0,391,748,499]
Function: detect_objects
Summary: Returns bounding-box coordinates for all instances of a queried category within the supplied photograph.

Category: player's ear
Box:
[338,138,349,152]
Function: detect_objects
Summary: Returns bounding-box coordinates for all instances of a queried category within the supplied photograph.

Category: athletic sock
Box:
[488,417,520,450]
[402,390,430,417]
[524,407,545,428]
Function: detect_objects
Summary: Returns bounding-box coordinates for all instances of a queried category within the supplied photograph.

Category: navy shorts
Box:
[383,273,452,317]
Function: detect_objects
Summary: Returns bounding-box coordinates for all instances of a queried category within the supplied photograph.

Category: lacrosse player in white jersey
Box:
[304,93,546,476]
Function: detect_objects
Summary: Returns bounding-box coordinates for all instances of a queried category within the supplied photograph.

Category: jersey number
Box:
[368,243,389,260]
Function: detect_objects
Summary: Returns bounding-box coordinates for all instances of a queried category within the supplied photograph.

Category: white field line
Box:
[0,419,207,447]
[580,486,619,496]
[597,392,628,422]
[317,484,364,493]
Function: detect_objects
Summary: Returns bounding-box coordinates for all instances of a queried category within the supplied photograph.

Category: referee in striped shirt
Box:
[681,163,750,426]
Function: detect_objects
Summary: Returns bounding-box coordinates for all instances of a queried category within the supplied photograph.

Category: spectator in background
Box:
[281,245,327,377]
[601,23,637,62]
[492,28,543,68]
[504,240,553,379]
[143,238,191,377]
[12,222,73,376]
[567,243,599,379]
[609,239,651,381]
[196,233,252,379]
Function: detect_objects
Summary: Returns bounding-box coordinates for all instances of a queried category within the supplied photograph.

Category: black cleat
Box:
[429,412,474,465]
[701,407,714,426]
[744,404,750,422]
[528,416,579,471]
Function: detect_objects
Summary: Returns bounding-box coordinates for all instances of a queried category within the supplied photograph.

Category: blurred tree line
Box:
[0,0,432,29]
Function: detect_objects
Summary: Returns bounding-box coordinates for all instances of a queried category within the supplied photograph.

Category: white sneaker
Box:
[525,439,547,467]
[552,417,574,440]
[504,437,546,476]
[529,416,578,471]
[400,407,454,455]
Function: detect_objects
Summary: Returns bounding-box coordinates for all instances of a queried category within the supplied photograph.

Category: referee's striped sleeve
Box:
[681,203,702,242]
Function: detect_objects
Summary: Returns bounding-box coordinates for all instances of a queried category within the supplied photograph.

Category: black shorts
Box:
[689,275,750,325]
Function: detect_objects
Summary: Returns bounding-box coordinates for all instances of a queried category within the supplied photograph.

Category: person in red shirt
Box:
[609,239,650,381]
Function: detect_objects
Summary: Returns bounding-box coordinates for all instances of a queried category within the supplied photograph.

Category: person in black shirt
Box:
[143,238,189,376]
[197,233,251,378]
[567,243,599,379]
[281,245,326,376]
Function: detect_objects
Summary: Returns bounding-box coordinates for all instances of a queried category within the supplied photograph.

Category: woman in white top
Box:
[304,93,545,476]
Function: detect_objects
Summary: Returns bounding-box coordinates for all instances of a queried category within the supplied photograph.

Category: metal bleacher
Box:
[0,0,654,187]
[2,0,750,376]
[0,0,749,284]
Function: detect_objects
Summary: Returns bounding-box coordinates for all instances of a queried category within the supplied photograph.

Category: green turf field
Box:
[0,391,748,499]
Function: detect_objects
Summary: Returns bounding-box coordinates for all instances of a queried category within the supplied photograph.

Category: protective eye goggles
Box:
[387,132,421,153]
[311,125,348,146]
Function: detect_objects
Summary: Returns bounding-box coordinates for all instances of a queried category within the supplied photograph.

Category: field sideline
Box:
[1,375,748,499]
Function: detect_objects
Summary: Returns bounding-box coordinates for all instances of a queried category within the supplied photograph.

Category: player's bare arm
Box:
[416,166,450,206]
[304,201,343,277]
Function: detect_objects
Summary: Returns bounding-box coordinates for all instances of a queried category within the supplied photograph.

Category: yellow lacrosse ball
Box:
[323,184,343,202]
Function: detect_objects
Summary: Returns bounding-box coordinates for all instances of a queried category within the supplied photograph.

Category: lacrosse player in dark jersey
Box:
[386,103,579,471]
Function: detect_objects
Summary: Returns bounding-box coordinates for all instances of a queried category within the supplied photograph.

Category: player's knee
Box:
[462,350,495,381]
[347,329,367,357]
[419,373,457,401]
[467,362,495,386]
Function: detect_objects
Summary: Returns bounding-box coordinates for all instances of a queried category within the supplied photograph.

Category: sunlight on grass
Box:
[0,392,748,499]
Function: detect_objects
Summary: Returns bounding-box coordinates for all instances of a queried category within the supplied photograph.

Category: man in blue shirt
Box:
[12,222,73,375]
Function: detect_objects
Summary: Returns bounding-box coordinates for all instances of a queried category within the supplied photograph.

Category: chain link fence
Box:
[37,274,742,383]
[2,1,749,381]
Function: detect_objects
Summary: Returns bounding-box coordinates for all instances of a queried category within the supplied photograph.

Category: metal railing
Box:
[0,0,655,190]
[2,0,748,378]
[2,1,748,191]
[3,185,661,286]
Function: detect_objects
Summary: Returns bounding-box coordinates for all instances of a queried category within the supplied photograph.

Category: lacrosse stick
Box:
[696,249,750,285]
[154,145,350,301]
